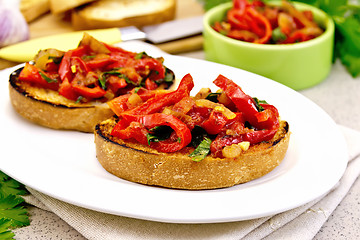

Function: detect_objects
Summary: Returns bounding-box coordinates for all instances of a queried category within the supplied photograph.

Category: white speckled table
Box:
[11,49,360,239]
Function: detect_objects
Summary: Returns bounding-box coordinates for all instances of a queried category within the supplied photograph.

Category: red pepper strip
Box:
[254,105,279,130]
[122,73,194,116]
[59,78,78,100]
[214,75,279,130]
[281,1,316,28]
[227,9,250,30]
[112,113,192,153]
[227,29,258,42]
[247,8,272,44]
[71,84,106,99]
[233,0,248,13]
[107,94,131,116]
[111,120,149,145]
[18,63,59,91]
[108,88,167,116]
[210,128,278,157]
[135,58,165,81]
[58,46,89,82]
[201,111,228,135]
[145,78,158,90]
[103,43,137,58]
[86,57,116,70]
[107,75,127,94]
[213,75,259,126]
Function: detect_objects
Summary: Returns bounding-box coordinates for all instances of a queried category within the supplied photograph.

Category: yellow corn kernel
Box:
[71,65,77,73]
[239,141,250,151]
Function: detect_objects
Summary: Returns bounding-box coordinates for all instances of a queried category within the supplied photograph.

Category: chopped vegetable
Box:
[211,0,323,44]
[203,0,360,77]
[109,73,281,158]
[18,33,175,102]
[189,138,212,161]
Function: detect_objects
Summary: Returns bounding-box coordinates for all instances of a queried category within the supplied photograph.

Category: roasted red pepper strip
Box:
[122,73,194,116]
[247,7,272,44]
[210,128,278,157]
[213,74,279,130]
[111,113,192,153]
[58,46,88,82]
[18,63,59,91]
[107,88,166,116]
[201,111,228,135]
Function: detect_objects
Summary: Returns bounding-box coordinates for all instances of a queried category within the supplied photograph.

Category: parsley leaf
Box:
[0,172,27,198]
[146,126,173,145]
[0,171,30,236]
[189,137,212,162]
[253,97,268,112]
[38,71,57,83]
[0,194,29,228]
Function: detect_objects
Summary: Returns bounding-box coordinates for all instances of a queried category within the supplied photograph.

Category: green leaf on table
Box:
[0,219,15,239]
[0,194,29,228]
[0,172,27,197]
[0,171,30,238]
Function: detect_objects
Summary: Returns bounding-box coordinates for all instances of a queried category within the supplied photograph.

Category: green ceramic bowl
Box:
[203,1,335,90]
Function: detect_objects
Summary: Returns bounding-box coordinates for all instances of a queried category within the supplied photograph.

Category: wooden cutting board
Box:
[0,0,204,69]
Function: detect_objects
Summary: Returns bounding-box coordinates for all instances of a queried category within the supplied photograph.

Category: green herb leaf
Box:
[38,71,57,83]
[81,55,96,60]
[0,219,15,239]
[0,194,29,228]
[272,27,287,42]
[135,51,148,59]
[48,56,63,64]
[99,74,107,90]
[205,92,220,103]
[0,171,30,236]
[75,96,84,104]
[0,172,27,197]
[253,97,268,112]
[189,137,212,162]
[146,126,173,145]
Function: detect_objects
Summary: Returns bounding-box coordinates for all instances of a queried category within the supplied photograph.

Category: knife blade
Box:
[0,16,203,63]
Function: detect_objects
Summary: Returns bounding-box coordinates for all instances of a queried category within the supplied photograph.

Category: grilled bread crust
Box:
[71,0,176,30]
[9,68,114,132]
[95,117,290,190]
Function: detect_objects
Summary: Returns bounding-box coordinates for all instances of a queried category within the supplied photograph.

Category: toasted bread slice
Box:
[49,0,95,14]
[9,68,114,132]
[95,117,290,190]
[71,0,176,30]
[20,0,50,22]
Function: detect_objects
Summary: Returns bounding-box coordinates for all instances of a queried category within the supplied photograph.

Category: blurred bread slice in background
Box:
[49,0,96,15]
[71,0,176,30]
[20,0,50,22]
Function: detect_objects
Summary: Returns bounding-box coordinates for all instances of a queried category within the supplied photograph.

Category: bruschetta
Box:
[95,73,290,189]
[9,33,175,132]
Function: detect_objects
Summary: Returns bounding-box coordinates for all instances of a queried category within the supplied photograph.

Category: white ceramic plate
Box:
[0,41,348,223]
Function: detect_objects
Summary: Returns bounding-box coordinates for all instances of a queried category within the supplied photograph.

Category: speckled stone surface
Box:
[13,207,86,240]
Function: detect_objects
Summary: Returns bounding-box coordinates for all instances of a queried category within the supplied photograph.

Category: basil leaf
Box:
[146,125,173,145]
[38,71,57,83]
[206,92,220,103]
[189,137,212,162]
[99,74,107,90]
[48,56,63,64]
[75,96,83,104]
[253,97,268,112]
[135,51,148,59]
